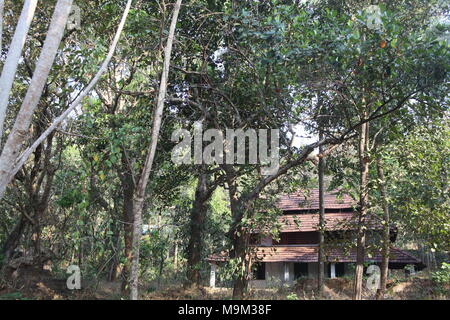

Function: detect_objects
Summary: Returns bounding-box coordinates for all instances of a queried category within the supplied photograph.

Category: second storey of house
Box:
[250,189,396,246]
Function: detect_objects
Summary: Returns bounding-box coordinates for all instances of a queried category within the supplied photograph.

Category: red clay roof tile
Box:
[208,246,423,267]
[253,246,423,266]
[276,189,355,211]
[278,212,383,232]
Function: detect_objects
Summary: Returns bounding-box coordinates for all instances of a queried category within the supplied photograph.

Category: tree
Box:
[317,129,325,296]
[0,0,133,201]
[129,0,182,300]
[0,0,37,139]
[375,154,390,300]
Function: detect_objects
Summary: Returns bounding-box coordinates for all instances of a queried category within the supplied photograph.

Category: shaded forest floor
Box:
[0,266,448,300]
[143,277,449,300]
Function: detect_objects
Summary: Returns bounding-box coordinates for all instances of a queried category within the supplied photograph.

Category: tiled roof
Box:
[277,189,355,211]
[208,246,424,267]
[278,212,383,232]
[254,246,423,266]
[255,246,318,262]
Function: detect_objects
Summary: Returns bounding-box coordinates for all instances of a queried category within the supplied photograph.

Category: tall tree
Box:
[129,0,182,300]
[0,0,38,140]
[317,129,325,296]
[375,154,390,300]
[0,0,133,200]
[353,117,369,300]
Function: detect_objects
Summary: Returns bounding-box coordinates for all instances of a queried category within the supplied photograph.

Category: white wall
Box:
[249,262,355,288]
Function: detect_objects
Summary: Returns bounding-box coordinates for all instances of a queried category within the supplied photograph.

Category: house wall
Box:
[250,262,310,288]
[308,262,319,278]
[266,262,285,285]
[248,262,354,288]
[260,236,273,246]
[275,232,319,245]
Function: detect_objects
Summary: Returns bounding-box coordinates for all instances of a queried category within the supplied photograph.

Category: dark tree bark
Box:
[223,166,252,299]
[186,170,215,287]
[107,218,121,282]
[1,130,57,264]
[2,214,28,261]
[231,229,251,299]
[118,150,135,290]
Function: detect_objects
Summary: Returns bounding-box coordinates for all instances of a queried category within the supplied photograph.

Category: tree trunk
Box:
[0,0,38,139]
[107,218,121,282]
[0,0,4,53]
[128,0,182,300]
[174,241,178,270]
[2,133,56,263]
[353,119,369,300]
[186,172,209,287]
[0,0,72,196]
[223,167,252,300]
[2,214,27,261]
[231,227,250,299]
[317,130,325,297]
[375,156,390,300]
[119,151,134,290]
[0,0,132,200]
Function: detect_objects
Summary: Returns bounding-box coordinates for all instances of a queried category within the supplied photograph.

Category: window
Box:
[278,232,319,245]
[327,263,345,277]
[294,263,308,279]
[336,263,345,277]
[254,263,265,280]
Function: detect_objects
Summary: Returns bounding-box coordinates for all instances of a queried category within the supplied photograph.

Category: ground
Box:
[0,266,448,300]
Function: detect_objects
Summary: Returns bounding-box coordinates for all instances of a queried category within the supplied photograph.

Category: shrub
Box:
[431,262,450,285]
[286,293,299,300]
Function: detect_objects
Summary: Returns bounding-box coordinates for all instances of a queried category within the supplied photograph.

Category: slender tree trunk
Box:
[353,119,369,300]
[0,0,4,54]
[0,0,132,200]
[0,0,38,139]
[108,219,121,282]
[174,240,178,270]
[186,172,209,287]
[129,0,182,300]
[317,130,325,297]
[0,0,72,155]
[0,0,72,194]
[375,156,390,300]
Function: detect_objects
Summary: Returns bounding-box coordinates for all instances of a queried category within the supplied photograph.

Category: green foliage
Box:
[431,263,450,285]
[286,292,299,300]
[384,121,449,249]
[0,0,448,299]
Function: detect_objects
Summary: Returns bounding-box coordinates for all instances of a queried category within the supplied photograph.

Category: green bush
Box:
[431,262,450,285]
[286,293,299,300]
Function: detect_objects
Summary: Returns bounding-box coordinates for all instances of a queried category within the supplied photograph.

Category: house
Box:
[208,189,425,288]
